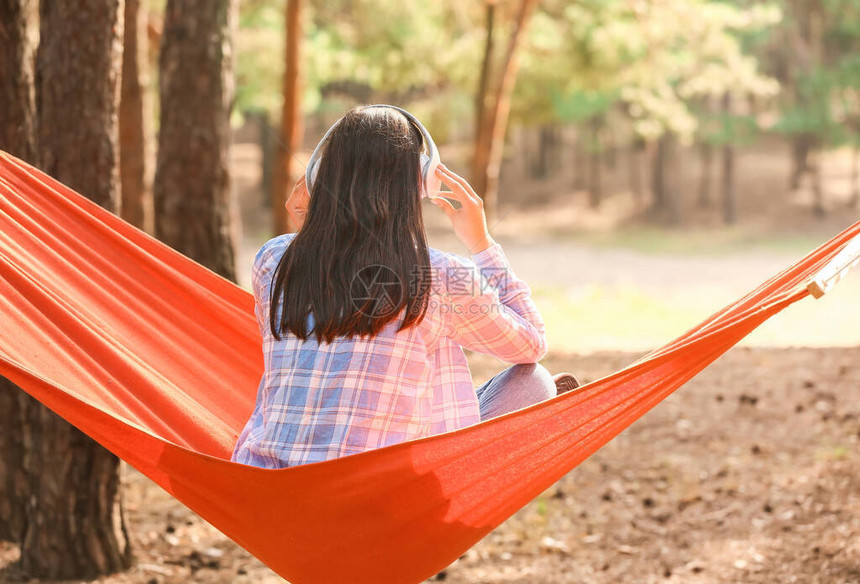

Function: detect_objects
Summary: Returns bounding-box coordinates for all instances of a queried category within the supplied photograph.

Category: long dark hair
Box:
[269,106,432,343]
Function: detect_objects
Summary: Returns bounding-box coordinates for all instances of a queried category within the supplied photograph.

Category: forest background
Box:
[0,0,858,582]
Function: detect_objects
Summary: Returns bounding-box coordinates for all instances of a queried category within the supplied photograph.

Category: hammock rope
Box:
[0,150,857,584]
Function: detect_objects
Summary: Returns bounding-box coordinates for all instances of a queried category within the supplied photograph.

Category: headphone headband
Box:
[304,104,441,198]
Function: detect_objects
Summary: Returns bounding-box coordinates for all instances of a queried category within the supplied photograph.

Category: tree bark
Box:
[473,0,495,199]
[22,0,132,578]
[698,141,714,208]
[271,0,304,235]
[721,93,737,225]
[471,0,538,219]
[0,380,28,543]
[253,110,275,205]
[120,0,153,233]
[810,146,825,217]
[154,0,239,280]
[789,135,811,191]
[588,118,602,208]
[665,135,682,226]
[722,140,737,225]
[628,138,644,207]
[532,125,551,179]
[651,135,667,211]
[0,0,38,545]
[0,0,37,162]
[652,134,682,225]
[573,127,587,190]
[603,127,616,171]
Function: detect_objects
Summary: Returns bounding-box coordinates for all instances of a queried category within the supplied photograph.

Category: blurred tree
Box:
[236,0,479,120]
[514,0,779,223]
[474,0,496,180]
[0,0,36,163]
[773,0,829,214]
[22,0,132,578]
[271,0,304,235]
[472,0,539,218]
[822,0,860,210]
[629,135,647,206]
[154,0,239,280]
[0,0,37,545]
[471,0,537,217]
[550,91,616,206]
[120,0,154,233]
[693,91,759,223]
[769,0,860,214]
[234,0,481,221]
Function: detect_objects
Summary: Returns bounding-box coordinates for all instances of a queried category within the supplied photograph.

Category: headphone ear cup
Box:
[420,153,441,199]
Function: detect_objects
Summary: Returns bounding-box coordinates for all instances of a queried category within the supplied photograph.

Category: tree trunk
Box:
[271,0,304,235]
[154,0,239,280]
[628,138,644,207]
[588,118,602,208]
[253,110,275,205]
[603,128,616,171]
[22,0,131,578]
[472,0,538,220]
[652,134,682,224]
[473,0,495,202]
[811,146,825,217]
[0,0,38,545]
[120,0,153,233]
[652,135,667,211]
[0,0,37,162]
[573,128,587,190]
[665,135,682,226]
[722,141,737,225]
[721,93,737,225]
[698,141,714,208]
[789,135,811,191]
[0,381,29,543]
[532,125,552,179]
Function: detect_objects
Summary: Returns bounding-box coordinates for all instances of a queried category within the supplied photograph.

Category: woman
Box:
[232,105,578,469]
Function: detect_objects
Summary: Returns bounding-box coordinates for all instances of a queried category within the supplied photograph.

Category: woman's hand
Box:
[285,175,309,232]
[430,164,495,254]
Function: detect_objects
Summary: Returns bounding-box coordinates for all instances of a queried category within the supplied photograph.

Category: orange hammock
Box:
[0,150,858,584]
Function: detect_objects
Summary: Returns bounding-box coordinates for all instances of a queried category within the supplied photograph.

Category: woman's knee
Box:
[508,363,555,401]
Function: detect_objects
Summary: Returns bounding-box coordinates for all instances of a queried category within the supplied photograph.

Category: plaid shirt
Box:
[231,234,546,468]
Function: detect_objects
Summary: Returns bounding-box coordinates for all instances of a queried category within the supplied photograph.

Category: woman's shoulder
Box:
[428,246,475,270]
[255,233,298,268]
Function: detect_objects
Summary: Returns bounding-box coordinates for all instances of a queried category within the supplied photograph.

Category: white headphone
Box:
[304,104,441,199]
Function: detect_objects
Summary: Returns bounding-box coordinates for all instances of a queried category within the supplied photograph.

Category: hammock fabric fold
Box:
[0,150,857,584]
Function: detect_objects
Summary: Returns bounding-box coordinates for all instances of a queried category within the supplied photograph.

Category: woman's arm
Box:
[441,245,547,363]
[430,165,547,363]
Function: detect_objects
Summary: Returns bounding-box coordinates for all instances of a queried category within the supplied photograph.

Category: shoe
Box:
[553,372,581,395]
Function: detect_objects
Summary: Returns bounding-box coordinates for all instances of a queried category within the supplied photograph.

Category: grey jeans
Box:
[476,363,556,420]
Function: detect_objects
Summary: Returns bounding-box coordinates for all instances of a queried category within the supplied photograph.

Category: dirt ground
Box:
[1,347,856,584]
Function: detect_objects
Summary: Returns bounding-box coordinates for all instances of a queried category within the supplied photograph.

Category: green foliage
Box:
[236,0,285,115]
[231,0,784,150]
[769,0,860,147]
[774,69,848,144]
[699,110,760,147]
[514,0,780,144]
[234,0,482,125]
[550,90,616,124]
